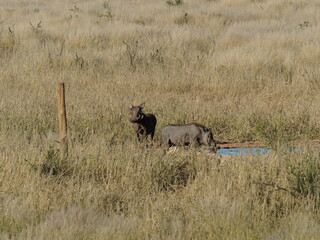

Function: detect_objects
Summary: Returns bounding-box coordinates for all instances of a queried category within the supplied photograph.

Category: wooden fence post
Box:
[56,83,68,158]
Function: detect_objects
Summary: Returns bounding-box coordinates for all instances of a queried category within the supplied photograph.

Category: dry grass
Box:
[1,0,320,239]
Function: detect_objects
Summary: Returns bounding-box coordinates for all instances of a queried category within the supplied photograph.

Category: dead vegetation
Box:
[1,0,320,239]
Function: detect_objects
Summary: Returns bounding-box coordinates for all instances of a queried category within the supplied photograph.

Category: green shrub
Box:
[26,145,71,177]
[254,112,319,149]
[286,151,320,198]
[151,158,196,191]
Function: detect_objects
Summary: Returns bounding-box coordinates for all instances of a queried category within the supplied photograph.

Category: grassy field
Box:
[1,0,320,239]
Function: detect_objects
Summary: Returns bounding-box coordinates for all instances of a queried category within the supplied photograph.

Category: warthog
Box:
[129,103,157,142]
[161,123,216,148]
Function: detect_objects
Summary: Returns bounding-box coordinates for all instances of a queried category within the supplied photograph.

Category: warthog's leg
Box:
[194,138,201,147]
[136,133,141,142]
[141,132,149,148]
[147,130,155,146]
[134,124,142,142]
[143,131,148,142]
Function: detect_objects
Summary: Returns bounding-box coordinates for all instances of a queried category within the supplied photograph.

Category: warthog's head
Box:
[202,127,216,148]
[128,103,145,123]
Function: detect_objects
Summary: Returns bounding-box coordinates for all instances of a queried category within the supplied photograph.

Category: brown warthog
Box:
[129,103,157,142]
[161,123,216,148]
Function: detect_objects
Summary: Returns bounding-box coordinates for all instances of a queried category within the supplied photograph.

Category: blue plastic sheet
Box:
[216,147,270,155]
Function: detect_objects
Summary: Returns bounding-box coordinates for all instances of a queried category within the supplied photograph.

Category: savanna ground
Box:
[1,0,320,239]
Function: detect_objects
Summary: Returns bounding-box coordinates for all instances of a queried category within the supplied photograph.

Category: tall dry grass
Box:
[1,0,320,239]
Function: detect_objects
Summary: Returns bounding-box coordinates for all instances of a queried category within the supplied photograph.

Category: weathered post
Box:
[56,83,68,158]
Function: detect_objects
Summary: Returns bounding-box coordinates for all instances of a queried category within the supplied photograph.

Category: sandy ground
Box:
[150,139,320,153]
[216,141,267,148]
[217,139,320,149]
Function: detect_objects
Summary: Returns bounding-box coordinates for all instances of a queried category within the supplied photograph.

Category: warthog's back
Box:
[145,113,157,125]
[161,124,202,136]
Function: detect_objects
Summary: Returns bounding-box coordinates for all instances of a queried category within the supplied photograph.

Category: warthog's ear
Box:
[139,103,145,109]
[128,104,133,110]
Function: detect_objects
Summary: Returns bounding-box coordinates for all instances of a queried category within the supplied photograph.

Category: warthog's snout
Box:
[130,112,143,122]
[129,103,145,123]
[205,130,216,149]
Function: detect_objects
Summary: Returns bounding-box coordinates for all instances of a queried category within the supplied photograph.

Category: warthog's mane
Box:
[167,123,206,128]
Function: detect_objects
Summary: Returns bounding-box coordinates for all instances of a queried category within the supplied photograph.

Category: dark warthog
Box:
[161,123,216,148]
[129,103,157,142]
